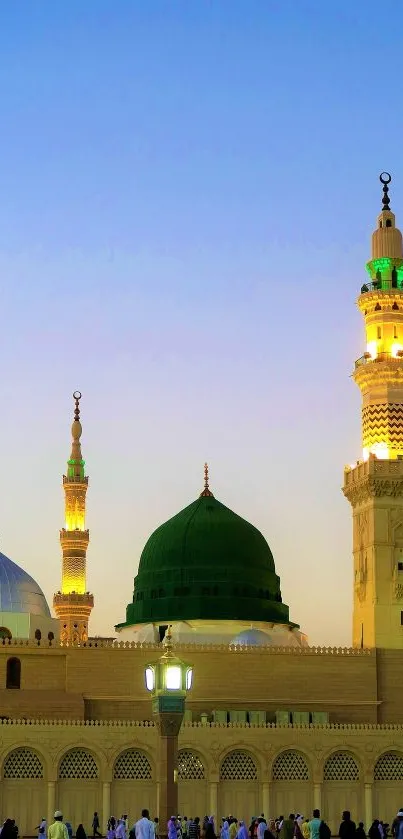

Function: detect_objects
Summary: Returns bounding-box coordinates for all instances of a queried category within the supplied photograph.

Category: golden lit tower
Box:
[344,173,403,648]
[53,391,94,643]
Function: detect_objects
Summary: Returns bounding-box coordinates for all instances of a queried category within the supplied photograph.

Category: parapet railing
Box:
[0,718,400,730]
[0,638,374,655]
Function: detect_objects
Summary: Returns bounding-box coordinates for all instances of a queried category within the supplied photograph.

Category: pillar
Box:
[262,783,270,820]
[157,734,178,838]
[102,782,111,829]
[47,781,56,827]
[209,782,218,821]
[364,783,373,829]
[313,782,322,813]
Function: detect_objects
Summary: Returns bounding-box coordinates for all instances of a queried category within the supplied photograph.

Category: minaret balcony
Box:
[355,350,403,368]
[63,474,89,485]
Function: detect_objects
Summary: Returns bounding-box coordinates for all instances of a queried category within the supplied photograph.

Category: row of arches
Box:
[2,747,403,781]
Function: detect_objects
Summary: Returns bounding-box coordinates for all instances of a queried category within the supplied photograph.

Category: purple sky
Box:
[0,1,401,644]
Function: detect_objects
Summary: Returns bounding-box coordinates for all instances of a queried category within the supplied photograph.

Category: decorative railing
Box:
[0,637,374,655]
[355,351,403,368]
[360,281,403,293]
[0,718,400,730]
[344,458,403,481]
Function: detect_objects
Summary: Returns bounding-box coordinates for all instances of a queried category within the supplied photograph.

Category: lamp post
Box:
[145,627,193,838]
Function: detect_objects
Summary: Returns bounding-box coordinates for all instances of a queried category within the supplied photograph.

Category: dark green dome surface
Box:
[118,493,296,628]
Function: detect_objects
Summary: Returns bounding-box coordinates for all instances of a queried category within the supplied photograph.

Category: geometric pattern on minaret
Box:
[53,391,94,643]
[344,173,403,649]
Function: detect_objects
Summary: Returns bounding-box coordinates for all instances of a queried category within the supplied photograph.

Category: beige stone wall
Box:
[0,720,402,836]
[0,643,384,723]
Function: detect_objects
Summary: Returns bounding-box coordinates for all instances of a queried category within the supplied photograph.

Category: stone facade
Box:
[0,641,402,833]
[1,718,403,836]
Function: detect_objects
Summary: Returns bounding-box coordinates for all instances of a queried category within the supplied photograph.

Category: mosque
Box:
[1,175,403,835]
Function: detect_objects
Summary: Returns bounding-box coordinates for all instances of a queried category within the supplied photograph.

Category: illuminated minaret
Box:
[344,173,403,648]
[53,391,94,643]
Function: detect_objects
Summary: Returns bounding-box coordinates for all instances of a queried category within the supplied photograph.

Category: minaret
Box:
[344,173,403,648]
[53,392,94,643]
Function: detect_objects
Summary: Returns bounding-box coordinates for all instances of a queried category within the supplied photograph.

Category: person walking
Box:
[48,812,69,839]
[134,810,154,839]
[93,814,102,839]
[257,820,267,839]
[339,812,356,839]
[116,821,127,839]
[279,816,295,839]
[36,820,47,839]
[309,811,322,839]
[356,823,366,839]
[189,818,201,839]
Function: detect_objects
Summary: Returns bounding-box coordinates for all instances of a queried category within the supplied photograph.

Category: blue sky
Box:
[0,1,401,643]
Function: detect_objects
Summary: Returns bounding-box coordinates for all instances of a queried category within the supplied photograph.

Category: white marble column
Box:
[209,782,218,821]
[47,781,56,827]
[313,782,322,812]
[262,783,270,819]
[103,781,111,828]
[364,783,373,829]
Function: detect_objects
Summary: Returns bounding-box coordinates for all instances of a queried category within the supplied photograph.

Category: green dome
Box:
[119,491,296,628]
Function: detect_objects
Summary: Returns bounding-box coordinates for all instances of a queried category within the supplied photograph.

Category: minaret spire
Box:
[53,392,94,643]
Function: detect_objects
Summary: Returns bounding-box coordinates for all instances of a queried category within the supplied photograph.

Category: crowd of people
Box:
[4,807,403,839]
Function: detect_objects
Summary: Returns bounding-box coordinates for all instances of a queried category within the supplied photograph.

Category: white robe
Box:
[135,819,154,839]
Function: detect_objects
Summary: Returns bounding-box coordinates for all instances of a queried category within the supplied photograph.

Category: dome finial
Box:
[162,624,175,657]
[200,462,214,498]
[380,172,392,211]
[73,390,81,423]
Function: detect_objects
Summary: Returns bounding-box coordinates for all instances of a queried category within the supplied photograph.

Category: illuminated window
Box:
[166,665,181,690]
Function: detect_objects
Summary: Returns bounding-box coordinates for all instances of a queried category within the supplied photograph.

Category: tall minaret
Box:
[53,391,94,643]
[344,173,403,649]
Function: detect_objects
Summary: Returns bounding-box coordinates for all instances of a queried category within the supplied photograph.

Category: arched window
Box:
[272,750,309,781]
[0,628,11,641]
[374,752,403,781]
[178,750,205,780]
[324,751,360,781]
[6,658,21,689]
[220,750,258,780]
[113,750,152,780]
[3,748,43,779]
[58,749,99,779]
[386,219,392,227]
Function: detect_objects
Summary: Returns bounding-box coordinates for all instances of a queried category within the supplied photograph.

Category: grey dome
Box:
[230,629,272,646]
[0,552,50,617]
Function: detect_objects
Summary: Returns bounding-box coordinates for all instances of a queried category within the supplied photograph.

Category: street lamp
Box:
[145,627,193,837]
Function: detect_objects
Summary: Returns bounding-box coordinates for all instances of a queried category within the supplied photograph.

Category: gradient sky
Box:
[0,1,401,645]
